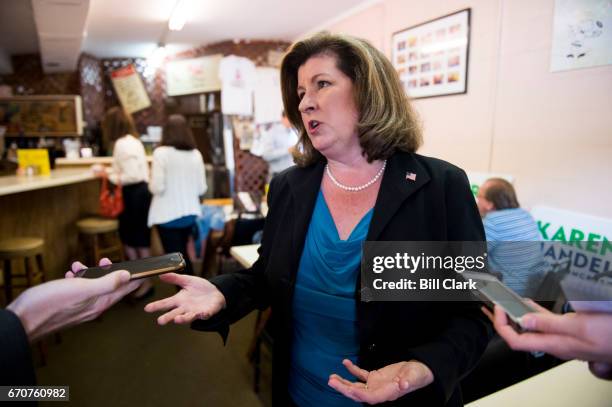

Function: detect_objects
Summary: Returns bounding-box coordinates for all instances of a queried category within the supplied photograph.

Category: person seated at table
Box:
[144,32,491,406]
[476,178,545,296]
[489,301,612,380]
[1,259,141,385]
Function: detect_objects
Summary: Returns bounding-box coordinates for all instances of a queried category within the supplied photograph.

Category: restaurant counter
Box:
[55,156,153,169]
[0,168,100,281]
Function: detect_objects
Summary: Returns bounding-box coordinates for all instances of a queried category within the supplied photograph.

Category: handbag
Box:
[99,173,124,218]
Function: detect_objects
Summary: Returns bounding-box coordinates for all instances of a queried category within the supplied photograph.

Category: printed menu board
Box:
[166,54,223,96]
[111,64,151,114]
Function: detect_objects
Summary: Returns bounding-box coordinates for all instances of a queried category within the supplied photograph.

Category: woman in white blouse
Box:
[103,107,153,298]
[148,114,206,276]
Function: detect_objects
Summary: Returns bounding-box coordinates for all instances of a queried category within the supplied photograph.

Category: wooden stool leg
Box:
[77,233,86,265]
[36,253,46,283]
[3,259,13,304]
[93,234,101,264]
[25,256,34,287]
[117,232,125,261]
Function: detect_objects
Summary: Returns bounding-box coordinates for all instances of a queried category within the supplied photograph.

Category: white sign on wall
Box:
[166,55,223,96]
[550,0,612,72]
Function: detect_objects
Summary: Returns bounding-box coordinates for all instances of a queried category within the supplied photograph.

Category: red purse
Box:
[99,174,124,218]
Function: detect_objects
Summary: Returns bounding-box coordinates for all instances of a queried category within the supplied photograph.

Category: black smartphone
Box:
[81,253,185,280]
[461,271,536,326]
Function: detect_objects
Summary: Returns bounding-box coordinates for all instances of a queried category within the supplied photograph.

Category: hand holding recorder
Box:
[468,271,612,380]
[491,302,612,379]
[6,258,141,342]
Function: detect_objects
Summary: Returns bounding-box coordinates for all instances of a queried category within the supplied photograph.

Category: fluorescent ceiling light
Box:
[168,0,188,31]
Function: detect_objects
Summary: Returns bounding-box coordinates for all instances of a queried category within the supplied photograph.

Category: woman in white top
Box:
[103,107,153,298]
[148,114,207,276]
[103,107,152,257]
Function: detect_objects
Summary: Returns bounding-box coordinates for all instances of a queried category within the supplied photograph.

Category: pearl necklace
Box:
[325,160,387,192]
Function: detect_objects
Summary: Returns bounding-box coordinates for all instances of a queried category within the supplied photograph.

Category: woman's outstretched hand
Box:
[328,359,434,404]
[144,273,226,325]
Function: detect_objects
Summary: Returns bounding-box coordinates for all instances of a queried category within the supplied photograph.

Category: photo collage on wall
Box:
[392,9,471,99]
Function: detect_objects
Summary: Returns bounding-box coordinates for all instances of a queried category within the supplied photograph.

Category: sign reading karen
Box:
[531,206,612,278]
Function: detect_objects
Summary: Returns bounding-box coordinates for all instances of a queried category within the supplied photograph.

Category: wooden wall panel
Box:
[0,180,100,283]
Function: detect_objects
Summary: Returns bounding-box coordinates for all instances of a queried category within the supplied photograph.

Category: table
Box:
[55,156,153,168]
[466,360,612,407]
[229,244,260,268]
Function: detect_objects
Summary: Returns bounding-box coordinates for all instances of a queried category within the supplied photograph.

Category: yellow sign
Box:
[17,149,51,175]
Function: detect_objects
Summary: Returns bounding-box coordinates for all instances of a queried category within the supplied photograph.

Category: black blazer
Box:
[193,151,492,406]
[0,309,36,386]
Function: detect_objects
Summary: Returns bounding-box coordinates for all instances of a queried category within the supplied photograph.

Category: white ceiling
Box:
[0,0,378,74]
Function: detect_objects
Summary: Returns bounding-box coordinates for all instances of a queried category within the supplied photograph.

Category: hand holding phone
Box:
[81,253,185,280]
[461,271,536,327]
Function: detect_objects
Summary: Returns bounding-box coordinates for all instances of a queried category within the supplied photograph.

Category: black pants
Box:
[157,225,194,276]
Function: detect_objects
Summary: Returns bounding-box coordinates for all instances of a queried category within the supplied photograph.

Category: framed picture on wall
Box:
[392,8,471,99]
[0,95,83,137]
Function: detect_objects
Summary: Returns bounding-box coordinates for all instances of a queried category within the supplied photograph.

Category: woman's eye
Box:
[297,92,305,100]
[318,80,330,88]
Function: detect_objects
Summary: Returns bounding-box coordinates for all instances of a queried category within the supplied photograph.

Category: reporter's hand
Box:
[328,359,434,404]
[492,301,612,364]
[6,258,141,342]
[144,273,226,325]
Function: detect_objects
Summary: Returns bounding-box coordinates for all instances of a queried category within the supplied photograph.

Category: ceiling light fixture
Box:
[148,43,167,69]
[168,0,188,31]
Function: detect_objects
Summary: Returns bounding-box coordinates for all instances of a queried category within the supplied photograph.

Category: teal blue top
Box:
[288,190,373,407]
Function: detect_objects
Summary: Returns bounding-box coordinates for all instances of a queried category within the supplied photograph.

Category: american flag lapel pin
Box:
[406,172,417,182]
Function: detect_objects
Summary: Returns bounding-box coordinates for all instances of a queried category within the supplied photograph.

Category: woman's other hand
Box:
[7,258,140,342]
[328,359,434,404]
[144,273,226,325]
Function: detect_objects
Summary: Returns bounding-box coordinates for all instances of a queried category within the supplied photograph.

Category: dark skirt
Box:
[118,182,151,247]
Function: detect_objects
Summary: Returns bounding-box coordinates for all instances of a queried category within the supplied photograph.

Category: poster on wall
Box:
[392,8,471,99]
[550,0,612,72]
[0,95,83,136]
[254,67,283,124]
[166,54,223,96]
[110,64,151,114]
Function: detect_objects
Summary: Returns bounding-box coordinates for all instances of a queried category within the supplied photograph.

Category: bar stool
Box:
[0,237,46,304]
[0,237,55,366]
[77,217,124,264]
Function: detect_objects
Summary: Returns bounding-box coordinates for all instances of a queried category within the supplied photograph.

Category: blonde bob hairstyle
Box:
[280,32,422,167]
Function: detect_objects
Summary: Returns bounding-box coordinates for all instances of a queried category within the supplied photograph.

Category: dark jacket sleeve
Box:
[0,309,36,386]
[406,167,493,404]
[191,176,281,341]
